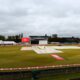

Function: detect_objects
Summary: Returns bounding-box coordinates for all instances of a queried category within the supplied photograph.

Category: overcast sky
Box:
[0,0,80,37]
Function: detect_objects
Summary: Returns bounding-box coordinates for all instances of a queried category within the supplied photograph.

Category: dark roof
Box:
[29,36,49,40]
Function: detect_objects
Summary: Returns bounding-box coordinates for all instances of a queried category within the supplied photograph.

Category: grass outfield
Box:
[0,46,80,68]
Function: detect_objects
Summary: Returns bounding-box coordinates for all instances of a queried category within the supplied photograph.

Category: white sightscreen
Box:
[39,40,48,45]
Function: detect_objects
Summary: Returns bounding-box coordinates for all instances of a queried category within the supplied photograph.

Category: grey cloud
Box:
[0,0,80,37]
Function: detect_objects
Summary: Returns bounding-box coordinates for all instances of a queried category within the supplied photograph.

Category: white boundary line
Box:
[0,64,80,71]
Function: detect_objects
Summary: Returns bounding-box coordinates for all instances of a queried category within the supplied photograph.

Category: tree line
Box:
[48,36,80,43]
[0,33,23,43]
[0,33,80,43]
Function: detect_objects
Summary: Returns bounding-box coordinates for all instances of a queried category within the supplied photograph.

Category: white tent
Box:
[0,41,16,45]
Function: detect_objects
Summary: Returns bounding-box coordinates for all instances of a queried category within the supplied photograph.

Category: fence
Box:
[0,65,80,80]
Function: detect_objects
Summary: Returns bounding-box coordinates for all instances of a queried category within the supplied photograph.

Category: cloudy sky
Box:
[0,0,80,37]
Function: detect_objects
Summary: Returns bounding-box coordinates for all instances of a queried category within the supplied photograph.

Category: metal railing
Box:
[0,65,80,80]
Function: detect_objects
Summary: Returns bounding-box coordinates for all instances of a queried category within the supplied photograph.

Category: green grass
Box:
[0,46,80,68]
[0,46,80,80]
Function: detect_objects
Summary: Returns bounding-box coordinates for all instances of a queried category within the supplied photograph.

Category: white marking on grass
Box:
[21,47,32,51]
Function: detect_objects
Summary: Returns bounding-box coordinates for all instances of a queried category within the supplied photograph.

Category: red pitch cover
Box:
[51,54,64,60]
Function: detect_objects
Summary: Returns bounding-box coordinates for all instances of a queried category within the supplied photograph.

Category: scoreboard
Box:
[22,38,30,42]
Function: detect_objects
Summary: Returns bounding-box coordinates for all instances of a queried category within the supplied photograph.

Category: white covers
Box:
[21,46,80,54]
[32,46,62,54]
